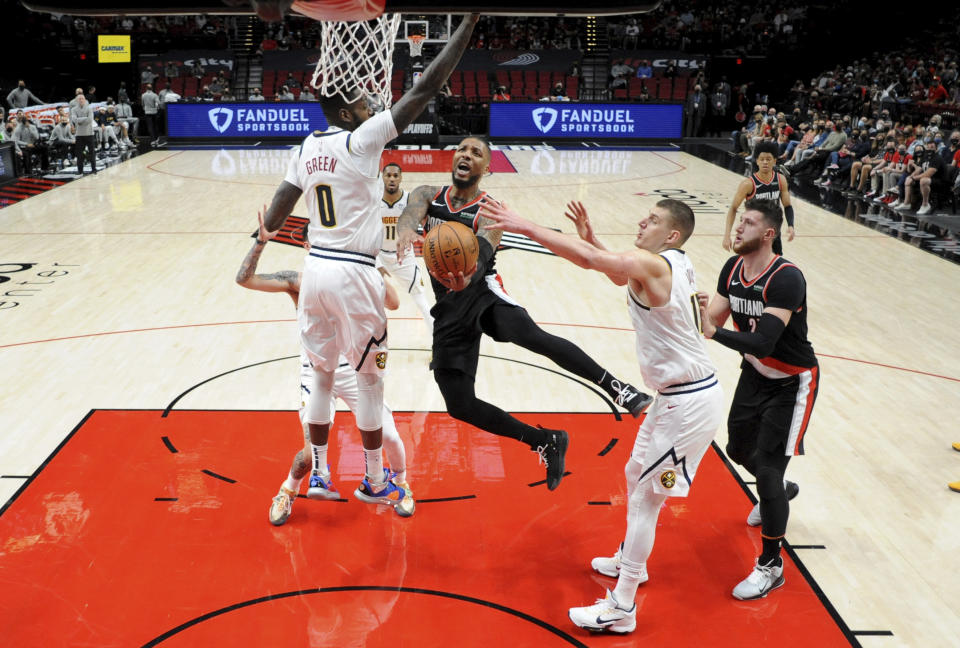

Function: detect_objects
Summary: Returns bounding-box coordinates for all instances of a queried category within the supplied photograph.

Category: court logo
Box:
[532,108,558,134]
[208,107,234,133]
[660,470,676,489]
[375,352,387,369]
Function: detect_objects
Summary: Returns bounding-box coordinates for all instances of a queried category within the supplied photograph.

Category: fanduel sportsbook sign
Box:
[166,102,329,138]
[489,102,682,139]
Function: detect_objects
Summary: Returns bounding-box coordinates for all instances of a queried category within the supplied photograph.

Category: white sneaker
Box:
[568,589,636,634]
[268,486,296,526]
[590,542,649,584]
[917,204,932,215]
[732,558,785,600]
[889,199,902,209]
[591,543,623,577]
[747,480,799,526]
[895,203,912,211]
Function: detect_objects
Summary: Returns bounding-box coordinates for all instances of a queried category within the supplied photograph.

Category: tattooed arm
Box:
[235,204,300,295]
[395,184,439,262]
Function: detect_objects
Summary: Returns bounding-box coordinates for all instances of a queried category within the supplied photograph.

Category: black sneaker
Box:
[536,427,568,491]
[611,381,654,418]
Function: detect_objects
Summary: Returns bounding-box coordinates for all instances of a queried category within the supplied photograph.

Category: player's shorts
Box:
[429,273,518,378]
[727,360,819,457]
[298,249,388,375]
[376,246,428,295]
[631,375,724,497]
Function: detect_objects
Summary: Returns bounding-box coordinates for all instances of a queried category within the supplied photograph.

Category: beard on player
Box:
[451,170,481,190]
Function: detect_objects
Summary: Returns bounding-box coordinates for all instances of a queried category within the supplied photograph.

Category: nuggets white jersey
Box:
[628,249,717,392]
[379,189,409,253]
[284,110,398,257]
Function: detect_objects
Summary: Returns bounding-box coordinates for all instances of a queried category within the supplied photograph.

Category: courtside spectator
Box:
[141,84,159,145]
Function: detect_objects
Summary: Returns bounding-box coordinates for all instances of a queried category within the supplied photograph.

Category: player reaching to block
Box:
[256,15,478,510]
[396,137,654,492]
[237,212,415,522]
[480,197,723,633]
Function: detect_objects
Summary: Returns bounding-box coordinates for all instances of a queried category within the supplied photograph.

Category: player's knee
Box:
[625,457,644,484]
[355,372,384,431]
[304,369,335,424]
[756,466,785,499]
[725,440,751,467]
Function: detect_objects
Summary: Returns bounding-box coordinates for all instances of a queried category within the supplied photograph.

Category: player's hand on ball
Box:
[433,266,474,292]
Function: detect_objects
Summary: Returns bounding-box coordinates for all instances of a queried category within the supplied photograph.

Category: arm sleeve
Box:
[283,148,302,189]
[715,256,739,298]
[711,313,786,357]
[348,110,398,176]
[784,205,795,227]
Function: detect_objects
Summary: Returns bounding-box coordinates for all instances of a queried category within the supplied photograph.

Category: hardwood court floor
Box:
[1,146,959,647]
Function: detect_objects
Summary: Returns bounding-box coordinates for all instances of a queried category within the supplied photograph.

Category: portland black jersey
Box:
[746,171,781,202]
[718,255,817,375]
[424,186,498,298]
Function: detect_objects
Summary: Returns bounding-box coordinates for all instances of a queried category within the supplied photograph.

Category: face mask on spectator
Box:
[952,138,960,146]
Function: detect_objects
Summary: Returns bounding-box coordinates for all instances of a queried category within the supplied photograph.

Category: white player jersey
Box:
[284,110,398,257]
[379,189,409,253]
[628,248,716,392]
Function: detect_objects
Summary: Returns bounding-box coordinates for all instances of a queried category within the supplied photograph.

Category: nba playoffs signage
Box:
[489,102,682,139]
[166,102,328,138]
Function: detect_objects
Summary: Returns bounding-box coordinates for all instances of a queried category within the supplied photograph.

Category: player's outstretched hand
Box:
[786,225,796,242]
[479,198,529,234]
[721,234,733,252]
[564,200,596,244]
[257,204,282,243]
[696,291,716,338]
[396,228,423,262]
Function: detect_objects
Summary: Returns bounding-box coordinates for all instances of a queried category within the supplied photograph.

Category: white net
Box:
[312,14,403,110]
[407,34,425,58]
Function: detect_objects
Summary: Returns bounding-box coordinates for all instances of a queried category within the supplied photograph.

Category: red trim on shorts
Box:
[756,355,811,376]
[793,365,818,454]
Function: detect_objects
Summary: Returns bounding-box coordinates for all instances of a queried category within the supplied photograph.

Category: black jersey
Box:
[717,255,817,376]
[424,186,498,298]
[746,170,781,202]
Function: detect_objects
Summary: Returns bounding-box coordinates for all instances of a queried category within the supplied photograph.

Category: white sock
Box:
[282,470,303,493]
[615,463,666,606]
[310,443,328,475]
[381,406,407,483]
[364,447,384,485]
[411,292,434,331]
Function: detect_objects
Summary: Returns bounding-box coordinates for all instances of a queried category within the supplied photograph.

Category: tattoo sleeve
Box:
[475,213,503,249]
[397,185,437,234]
[236,238,267,284]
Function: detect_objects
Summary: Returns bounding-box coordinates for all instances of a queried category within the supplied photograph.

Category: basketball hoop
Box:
[312,13,402,110]
[407,34,425,58]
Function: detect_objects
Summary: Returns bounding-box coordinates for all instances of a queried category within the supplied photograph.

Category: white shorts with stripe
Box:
[632,375,724,497]
[376,246,428,296]
[298,247,388,375]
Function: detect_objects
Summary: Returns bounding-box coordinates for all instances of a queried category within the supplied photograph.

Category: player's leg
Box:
[733,365,818,600]
[394,252,434,331]
[434,366,568,490]
[480,302,653,417]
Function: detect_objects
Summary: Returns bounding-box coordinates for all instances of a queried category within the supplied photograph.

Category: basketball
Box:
[422,221,480,278]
